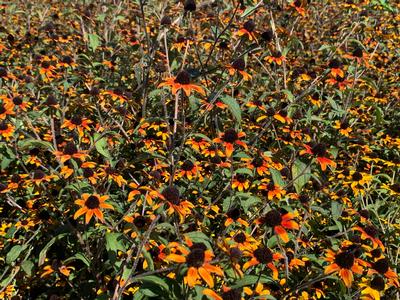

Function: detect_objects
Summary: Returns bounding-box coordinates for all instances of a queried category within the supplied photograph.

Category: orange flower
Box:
[243,245,282,279]
[53,142,88,163]
[178,160,201,180]
[324,249,365,288]
[227,57,252,81]
[232,174,250,191]
[265,51,285,65]
[225,207,249,227]
[290,0,306,16]
[159,70,205,96]
[0,101,14,120]
[258,210,299,243]
[353,225,385,251]
[368,258,399,288]
[213,128,247,157]
[343,47,370,67]
[61,116,92,137]
[300,143,336,171]
[0,122,14,140]
[74,193,113,224]
[328,59,345,78]
[164,238,223,288]
[258,181,286,200]
[236,20,257,41]
[160,186,194,223]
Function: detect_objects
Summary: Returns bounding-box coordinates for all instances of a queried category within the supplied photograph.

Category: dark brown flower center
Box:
[0,183,7,191]
[221,288,242,300]
[222,128,238,143]
[0,104,5,114]
[227,207,241,220]
[13,96,23,105]
[243,20,256,33]
[71,116,83,125]
[85,195,100,209]
[234,232,246,243]
[232,58,245,71]
[364,225,378,238]
[83,168,94,178]
[334,252,354,269]
[254,246,273,264]
[311,143,326,157]
[329,59,341,69]
[261,30,273,42]
[41,61,51,69]
[0,67,8,77]
[263,209,282,227]
[252,157,264,167]
[184,0,196,11]
[0,122,7,131]
[182,160,194,171]
[11,174,21,183]
[390,183,400,193]
[33,169,46,179]
[160,15,172,26]
[352,47,363,58]
[64,142,77,155]
[352,172,363,181]
[235,174,246,183]
[186,248,205,267]
[46,95,57,106]
[174,70,191,85]
[134,216,147,228]
[61,55,73,64]
[370,276,385,291]
[373,259,389,274]
[162,186,180,204]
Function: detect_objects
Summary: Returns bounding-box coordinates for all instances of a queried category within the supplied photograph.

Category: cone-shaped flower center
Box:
[373,258,389,274]
[254,246,273,264]
[85,195,100,209]
[334,252,354,269]
[263,209,282,227]
[311,143,326,157]
[174,70,191,85]
[186,248,205,267]
[162,186,180,205]
[223,128,239,143]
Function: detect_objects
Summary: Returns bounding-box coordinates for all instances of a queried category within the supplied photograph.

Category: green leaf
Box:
[21,260,34,276]
[220,95,241,123]
[282,89,294,102]
[88,33,101,51]
[105,232,125,252]
[230,275,273,289]
[7,245,23,264]
[64,253,91,267]
[94,135,112,160]
[292,159,311,193]
[135,275,169,291]
[270,168,285,187]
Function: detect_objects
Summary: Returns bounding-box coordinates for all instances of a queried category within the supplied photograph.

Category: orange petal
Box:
[203,288,222,300]
[186,267,199,287]
[274,226,289,243]
[74,207,87,219]
[85,210,94,224]
[339,268,353,288]
[324,263,340,274]
[198,267,214,288]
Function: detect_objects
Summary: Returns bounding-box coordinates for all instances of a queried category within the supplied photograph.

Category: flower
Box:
[290,0,306,16]
[213,128,247,157]
[232,174,250,191]
[164,239,223,288]
[159,70,205,96]
[73,194,113,224]
[0,122,14,140]
[243,245,282,279]
[61,116,92,137]
[236,20,257,41]
[300,143,336,171]
[324,249,365,288]
[258,209,299,243]
[227,57,252,81]
[161,186,194,223]
[265,51,285,66]
[53,142,88,163]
